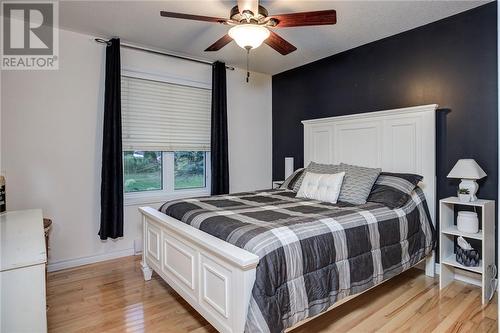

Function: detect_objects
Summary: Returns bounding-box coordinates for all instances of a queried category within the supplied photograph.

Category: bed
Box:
[139,104,438,333]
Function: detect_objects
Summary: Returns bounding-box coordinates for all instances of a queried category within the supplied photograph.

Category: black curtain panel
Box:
[99,38,123,240]
[211,61,229,195]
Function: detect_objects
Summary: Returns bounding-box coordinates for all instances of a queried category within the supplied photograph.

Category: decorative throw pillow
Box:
[279,168,305,190]
[296,171,345,204]
[337,163,381,205]
[367,172,423,209]
[292,162,341,192]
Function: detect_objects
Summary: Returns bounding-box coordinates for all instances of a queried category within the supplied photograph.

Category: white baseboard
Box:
[47,248,135,272]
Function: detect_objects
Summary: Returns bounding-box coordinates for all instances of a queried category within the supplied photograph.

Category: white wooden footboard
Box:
[139,207,259,333]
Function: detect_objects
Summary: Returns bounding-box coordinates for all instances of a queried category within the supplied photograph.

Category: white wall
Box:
[227,68,272,193]
[1,28,272,270]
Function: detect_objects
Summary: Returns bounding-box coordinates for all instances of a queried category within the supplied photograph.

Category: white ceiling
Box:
[58,0,489,75]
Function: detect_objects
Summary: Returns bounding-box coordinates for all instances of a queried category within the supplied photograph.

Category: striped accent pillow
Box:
[367,172,423,208]
[337,163,381,205]
[279,168,305,190]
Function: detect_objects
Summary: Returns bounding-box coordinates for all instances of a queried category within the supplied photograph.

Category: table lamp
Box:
[447,159,486,201]
[285,157,294,179]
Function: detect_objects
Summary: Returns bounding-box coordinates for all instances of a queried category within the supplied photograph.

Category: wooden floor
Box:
[47,256,497,333]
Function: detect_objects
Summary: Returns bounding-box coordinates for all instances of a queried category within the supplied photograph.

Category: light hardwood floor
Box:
[47,256,497,333]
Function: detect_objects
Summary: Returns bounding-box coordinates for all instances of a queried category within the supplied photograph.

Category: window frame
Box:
[122,69,212,206]
[124,151,211,206]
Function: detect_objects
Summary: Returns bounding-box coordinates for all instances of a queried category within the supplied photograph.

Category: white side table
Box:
[439,197,495,304]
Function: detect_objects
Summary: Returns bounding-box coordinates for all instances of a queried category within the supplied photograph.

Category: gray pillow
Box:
[337,163,381,204]
[367,172,423,208]
[279,168,305,190]
[292,162,341,192]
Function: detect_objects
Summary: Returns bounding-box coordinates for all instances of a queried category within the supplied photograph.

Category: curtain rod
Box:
[94,38,235,70]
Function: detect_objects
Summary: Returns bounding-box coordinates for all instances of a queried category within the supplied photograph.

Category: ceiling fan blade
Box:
[160,11,227,24]
[237,0,259,15]
[264,31,297,55]
[271,10,337,28]
[205,34,233,52]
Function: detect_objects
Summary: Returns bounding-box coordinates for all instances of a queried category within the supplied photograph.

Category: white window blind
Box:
[121,76,211,151]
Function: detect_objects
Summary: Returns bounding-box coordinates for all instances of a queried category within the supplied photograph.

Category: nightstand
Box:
[439,197,495,304]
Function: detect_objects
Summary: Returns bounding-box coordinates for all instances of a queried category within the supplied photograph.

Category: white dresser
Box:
[1,209,47,333]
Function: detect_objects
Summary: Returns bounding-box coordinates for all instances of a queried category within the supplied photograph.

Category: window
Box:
[123,150,209,194]
[123,151,162,193]
[174,151,206,190]
[121,74,211,197]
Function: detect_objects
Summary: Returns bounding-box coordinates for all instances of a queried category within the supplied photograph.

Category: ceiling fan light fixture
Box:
[228,24,270,50]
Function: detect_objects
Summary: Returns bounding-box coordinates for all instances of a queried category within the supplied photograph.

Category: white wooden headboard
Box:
[302,104,438,223]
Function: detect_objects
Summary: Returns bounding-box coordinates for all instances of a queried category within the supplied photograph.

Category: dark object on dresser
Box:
[0,175,5,212]
[43,217,52,307]
[456,246,480,267]
[43,218,52,254]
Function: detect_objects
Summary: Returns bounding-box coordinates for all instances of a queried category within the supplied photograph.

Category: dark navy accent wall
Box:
[272,3,497,207]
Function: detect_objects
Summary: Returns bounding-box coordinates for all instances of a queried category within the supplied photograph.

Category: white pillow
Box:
[296,171,345,204]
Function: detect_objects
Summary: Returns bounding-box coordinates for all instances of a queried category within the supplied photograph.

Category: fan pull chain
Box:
[245,46,251,83]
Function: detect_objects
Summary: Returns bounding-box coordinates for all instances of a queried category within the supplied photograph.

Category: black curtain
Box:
[99,38,123,240]
[211,61,229,195]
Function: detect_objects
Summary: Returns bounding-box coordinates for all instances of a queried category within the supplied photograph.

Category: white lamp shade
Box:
[284,157,294,179]
[447,159,486,180]
[228,24,270,49]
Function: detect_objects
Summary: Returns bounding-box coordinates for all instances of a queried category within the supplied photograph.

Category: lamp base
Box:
[459,179,479,201]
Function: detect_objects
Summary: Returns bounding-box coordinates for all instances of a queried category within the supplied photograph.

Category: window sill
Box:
[124,189,211,206]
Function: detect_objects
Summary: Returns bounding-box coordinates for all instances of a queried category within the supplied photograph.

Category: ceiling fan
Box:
[160,0,337,55]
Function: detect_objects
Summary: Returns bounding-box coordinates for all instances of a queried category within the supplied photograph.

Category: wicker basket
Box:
[455,246,480,267]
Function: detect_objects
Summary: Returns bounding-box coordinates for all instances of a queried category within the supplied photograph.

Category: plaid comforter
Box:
[160,188,435,333]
